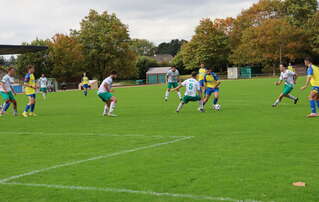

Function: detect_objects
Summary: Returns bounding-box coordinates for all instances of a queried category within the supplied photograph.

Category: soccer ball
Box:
[213,104,221,111]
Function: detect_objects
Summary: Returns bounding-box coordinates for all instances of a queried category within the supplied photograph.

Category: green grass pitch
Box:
[0,77,318,202]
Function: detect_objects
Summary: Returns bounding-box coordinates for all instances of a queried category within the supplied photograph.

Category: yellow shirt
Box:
[198,68,207,81]
[24,73,36,95]
[82,76,89,85]
[205,73,220,88]
[307,65,319,87]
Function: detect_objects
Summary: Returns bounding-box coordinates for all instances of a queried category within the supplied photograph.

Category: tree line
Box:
[174,0,319,74]
[7,0,319,82]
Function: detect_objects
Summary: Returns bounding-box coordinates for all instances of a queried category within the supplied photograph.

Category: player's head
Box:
[200,63,205,69]
[171,66,177,72]
[7,67,15,76]
[83,72,87,76]
[279,64,286,72]
[206,67,213,74]
[27,65,35,73]
[41,74,45,77]
[110,71,117,79]
[191,71,197,78]
[304,57,313,67]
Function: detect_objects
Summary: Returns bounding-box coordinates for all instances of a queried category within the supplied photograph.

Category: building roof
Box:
[146,67,171,74]
[151,54,173,64]
[0,45,48,55]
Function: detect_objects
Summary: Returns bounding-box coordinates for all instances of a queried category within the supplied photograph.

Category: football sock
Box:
[287,95,297,101]
[104,104,109,114]
[165,91,170,99]
[310,100,317,114]
[24,105,31,112]
[213,98,219,105]
[177,102,184,112]
[109,102,116,114]
[199,101,204,110]
[30,104,35,112]
[273,99,280,106]
[177,92,182,99]
[3,101,11,112]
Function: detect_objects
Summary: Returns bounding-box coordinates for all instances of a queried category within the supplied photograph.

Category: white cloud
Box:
[0,0,258,45]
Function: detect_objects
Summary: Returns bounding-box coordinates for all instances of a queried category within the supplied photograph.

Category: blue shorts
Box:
[83,84,89,89]
[199,80,205,87]
[312,86,319,93]
[205,88,219,96]
[27,94,36,98]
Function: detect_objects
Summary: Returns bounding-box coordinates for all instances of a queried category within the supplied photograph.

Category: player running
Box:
[82,73,89,96]
[164,66,182,102]
[97,71,118,117]
[301,57,319,118]
[0,67,18,116]
[38,74,48,99]
[173,72,204,113]
[22,65,37,117]
[203,68,221,110]
[198,63,207,94]
[272,64,299,107]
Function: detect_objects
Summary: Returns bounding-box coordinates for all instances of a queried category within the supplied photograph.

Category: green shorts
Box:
[182,95,201,104]
[283,84,294,95]
[40,88,47,93]
[168,82,179,89]
[98,92,113,102]
[0,91,15,101]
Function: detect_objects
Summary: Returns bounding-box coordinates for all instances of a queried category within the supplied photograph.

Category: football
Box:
[214,104,221,111]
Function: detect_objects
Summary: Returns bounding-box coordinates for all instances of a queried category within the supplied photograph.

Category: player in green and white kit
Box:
[38,74,48,99]
[173,72,204,113]
[97,71,118,117]
[0,67,18,116]
[272,64,299,107]
[164,66,182,101]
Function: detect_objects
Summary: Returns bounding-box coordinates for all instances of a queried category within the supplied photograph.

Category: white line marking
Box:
[0,131,191,139]
[0,136,192,183]
[0,182,263,202]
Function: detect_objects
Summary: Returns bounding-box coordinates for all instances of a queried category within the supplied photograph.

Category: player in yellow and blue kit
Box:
[301,57,319,118]
[22,65,37,117]
[198,63,207,94]
[82,73,89,96]
[203,68,221,110]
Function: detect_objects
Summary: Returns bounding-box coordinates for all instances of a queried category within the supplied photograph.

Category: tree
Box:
[157,39,187,56]
[77,9,137,80]
[49,34,85,82]
[15,39,52,78]
[130,39,156,56]
[230,0,284,48]
[307,11,319,56]
[136,56,158,79]
[284,0,318,26]
[179,18,231,71]
[230,18,308,73]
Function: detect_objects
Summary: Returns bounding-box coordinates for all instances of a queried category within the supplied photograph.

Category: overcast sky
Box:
[0,0,258,45]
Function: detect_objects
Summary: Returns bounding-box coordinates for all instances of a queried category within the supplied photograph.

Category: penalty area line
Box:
[0,182,263,202]
[0,136,192,183]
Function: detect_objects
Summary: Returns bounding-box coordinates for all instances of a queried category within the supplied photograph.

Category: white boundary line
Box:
[0,136,192,183]
[0,182,262,202]
[0,131,191,139]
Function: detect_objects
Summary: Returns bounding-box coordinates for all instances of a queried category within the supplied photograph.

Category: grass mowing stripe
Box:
[0,182,263,202]
[0,136,193,183]
[0,131,192,139]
